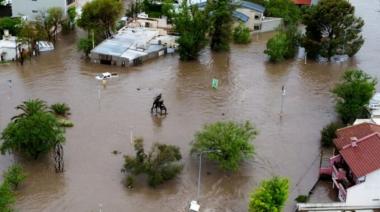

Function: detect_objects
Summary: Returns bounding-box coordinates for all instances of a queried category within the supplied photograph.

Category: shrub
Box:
[50,103,71,117]
[233,23,251,44]
[0,183,15,212]
[295,195,309,203]
[123,138,183,187]
[264,26,300,62]
[77,38,93,57]
[191,121,258,172]
[3,164,26,189]
[320,122,343,147]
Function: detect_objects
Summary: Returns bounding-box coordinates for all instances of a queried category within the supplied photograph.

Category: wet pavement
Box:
[0,0,380,211]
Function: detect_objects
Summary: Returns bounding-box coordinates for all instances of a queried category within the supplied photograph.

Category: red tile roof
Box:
[334,123,380,150]
[340,132,380,177]
[292,0,312,5]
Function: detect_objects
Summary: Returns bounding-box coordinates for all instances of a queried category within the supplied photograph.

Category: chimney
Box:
[351,137,358,147]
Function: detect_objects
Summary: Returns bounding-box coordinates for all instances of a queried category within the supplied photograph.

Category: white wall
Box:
[12,0,70,20]
[346,169,380,206]
[260,18,282,33]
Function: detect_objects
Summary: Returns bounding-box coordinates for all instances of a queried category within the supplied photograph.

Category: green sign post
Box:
[211,79,219,89]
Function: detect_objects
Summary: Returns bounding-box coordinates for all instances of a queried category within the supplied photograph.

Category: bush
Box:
[264,26,299,62]
[191,121,258,172]
[50,103,71,117]
[77,38,93,57]
[233,23,251,44]
[123,138,183,187]
[1,111,65,159]
[3,164,26,189]
[0,183,15,212]
[126,175,134,189]
[295,195,309,203]
[320,122,343,147]
[249,177,289,212]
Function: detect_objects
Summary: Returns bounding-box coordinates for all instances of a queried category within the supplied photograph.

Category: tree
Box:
[1,100,65,159]
[320,122,343,147]
[302,0,364,60]
[332,69,376,124]
[233,23,251,44]
[77,0,123,39]
[11,99,48,121]
[191,121,258,172]
[123,138,183,187]
[0,183,15,212]
[264,26,299,62]
[207,0,234,51]
[265,0,301,26]
[3,164,26,189]
[0,17,21,37]
[77,38,93,58]
[45,7,63,41]
[18,20,47,56]
[173,3,208,60]
[249,177,289,212]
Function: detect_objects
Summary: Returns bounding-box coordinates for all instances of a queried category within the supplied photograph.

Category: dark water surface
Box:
[0,0,379,211]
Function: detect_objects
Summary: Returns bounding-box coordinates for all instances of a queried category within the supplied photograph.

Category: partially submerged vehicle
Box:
[95,72,118,80]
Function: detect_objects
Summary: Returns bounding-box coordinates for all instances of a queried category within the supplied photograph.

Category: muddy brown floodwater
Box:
[0,0,379,211]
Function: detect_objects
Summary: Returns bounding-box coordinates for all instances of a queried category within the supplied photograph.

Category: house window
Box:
[254,15,260,20]
[254,25,260,31]
[32,10,38,13]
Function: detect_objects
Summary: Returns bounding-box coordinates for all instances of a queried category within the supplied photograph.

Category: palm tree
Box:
[50,103,71,117]
[11,99,48,121]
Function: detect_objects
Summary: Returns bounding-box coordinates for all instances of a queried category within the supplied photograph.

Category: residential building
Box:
[325,131,380,202]
[12,0,76,20]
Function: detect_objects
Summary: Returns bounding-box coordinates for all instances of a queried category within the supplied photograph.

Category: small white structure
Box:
[12,0,76,20]
[369,93,380,110]
[0,30,17,61]
[189,200,200,212]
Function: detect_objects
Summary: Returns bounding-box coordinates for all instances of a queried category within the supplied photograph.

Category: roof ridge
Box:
[341,132,380,150]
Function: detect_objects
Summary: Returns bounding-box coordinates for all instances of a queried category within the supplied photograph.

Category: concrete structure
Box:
[90,26,177,66]
[0,32,17,61]
[12,0,76,20]
[233,1,282,33]
[297,202,380,211]
[346,169,380,206]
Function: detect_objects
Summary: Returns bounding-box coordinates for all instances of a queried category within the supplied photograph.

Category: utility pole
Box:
[280,85,286,116]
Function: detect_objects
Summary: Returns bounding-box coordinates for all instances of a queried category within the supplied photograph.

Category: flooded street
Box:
[0,0,379,211]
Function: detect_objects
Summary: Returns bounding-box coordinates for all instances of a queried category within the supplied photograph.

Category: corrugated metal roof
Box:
[233,11,249,22]
[239,1,265,13]
[340,132,380,177]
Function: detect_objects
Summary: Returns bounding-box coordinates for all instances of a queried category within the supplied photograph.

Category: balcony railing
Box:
[332,178,347,202]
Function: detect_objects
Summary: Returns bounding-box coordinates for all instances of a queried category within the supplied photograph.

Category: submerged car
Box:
[95,72,118,80]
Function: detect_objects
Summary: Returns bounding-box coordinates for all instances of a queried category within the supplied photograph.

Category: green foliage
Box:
[191,121,257,172]
[249,177,289,212]
[67,6,77,24]
[37,7,64,41]
[126,175,134,188]
[0,183,15,212]
[3,164,26,189]
[302,0,364,59]
[332,69,376,124]
[11,99,48,121]
[265,0,301,26]
[320,122,343,147]
[50,103,71,117]
[174,3,208,60]
[123,138,183,187]
[1,99,65,159]
[207,0,234,51]
[295,195,309,203]
[57,118,74,128]
[77,38,93,57]
[233,23,251,44]
[264,26,299,62]
[77,0,123,39]
[18,20,48,48]
[0,17,21,37]
[161,0,174,21]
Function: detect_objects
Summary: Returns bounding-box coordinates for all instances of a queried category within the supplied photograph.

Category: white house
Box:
[12,0,76,20]
[345,169,380,206]
[0,30,17,61]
